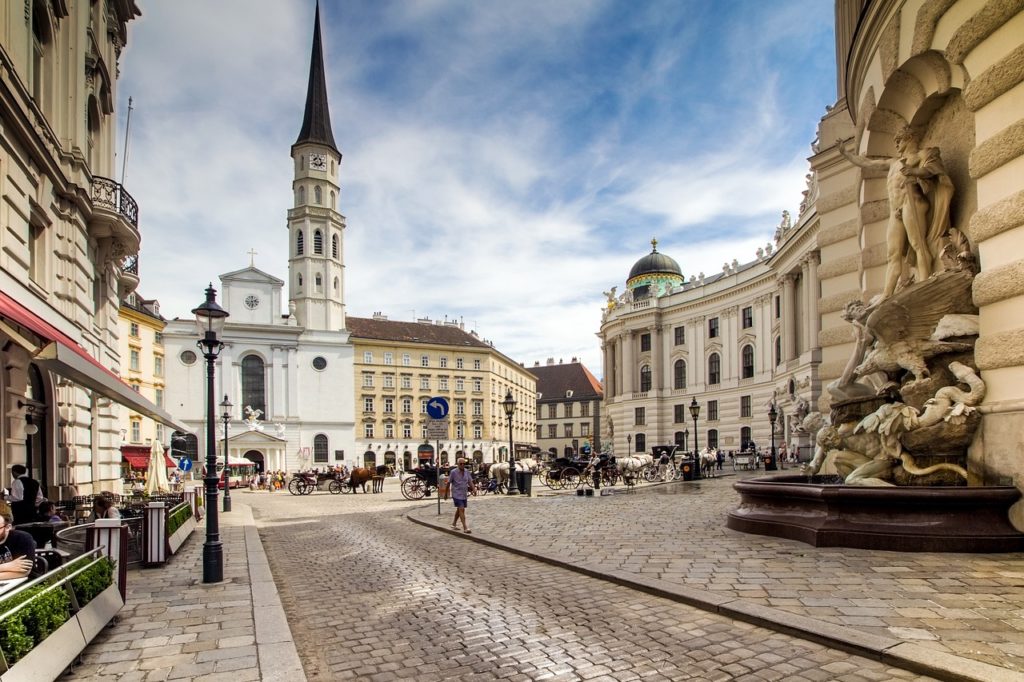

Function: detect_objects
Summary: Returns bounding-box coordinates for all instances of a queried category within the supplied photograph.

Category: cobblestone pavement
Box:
[406,471,1024,678]
[248,483,937,681]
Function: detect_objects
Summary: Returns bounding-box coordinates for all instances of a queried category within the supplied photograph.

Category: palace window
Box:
[241,355,266,416]
[635,407,645,426]
[740,395,751,418]
[639,365,651,392]
[674,359,687,390]
[708,400,719,421]
[402,397,412,413]
[635,434,646,452]
[383,398,394,413]
[742,306,753,329]
[708,353,721,385]
[674,326,685,345]
[363,397,374,412]
[384,352,393,365]
[709,318,719,338]
[742,345,754,379]
[674,404,685,423]
[708,429,719,449]
[640,333,651,352]
[314,434,328,462]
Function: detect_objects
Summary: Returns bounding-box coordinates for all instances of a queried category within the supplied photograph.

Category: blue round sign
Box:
[426,396,450,420]
[177,457,193,472]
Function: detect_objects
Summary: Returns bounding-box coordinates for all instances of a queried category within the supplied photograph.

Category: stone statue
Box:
[244,405,264,432]
[275,423,286,438]
[837,127,954,300]
[603,286,617,309]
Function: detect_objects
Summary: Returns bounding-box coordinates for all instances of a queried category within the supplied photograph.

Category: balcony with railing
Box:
[89,177,141,264]
[92,177,138,227]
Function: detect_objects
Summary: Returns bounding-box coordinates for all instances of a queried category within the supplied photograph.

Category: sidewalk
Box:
[64,502,304,681]
[409,474,1024,682]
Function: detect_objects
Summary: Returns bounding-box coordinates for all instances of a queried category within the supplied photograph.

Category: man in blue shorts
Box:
[448,458,475,533]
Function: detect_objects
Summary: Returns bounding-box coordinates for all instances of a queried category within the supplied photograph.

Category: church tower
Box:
[288,2,346,331]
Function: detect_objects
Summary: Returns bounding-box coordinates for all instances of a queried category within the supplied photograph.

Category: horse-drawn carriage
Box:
[288,470,349,495]
[401,465,441,500]
[541,455,619,489]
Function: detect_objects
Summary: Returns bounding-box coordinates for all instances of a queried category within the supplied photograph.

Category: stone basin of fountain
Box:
[727,475,1024,552]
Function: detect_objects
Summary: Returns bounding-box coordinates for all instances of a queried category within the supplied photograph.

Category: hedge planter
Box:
[0,609,87,682]
[168,516,196,555]
[74,584,123,642]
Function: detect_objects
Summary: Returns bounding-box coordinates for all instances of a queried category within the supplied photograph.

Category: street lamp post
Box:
[501,391,518,495]
[767,402,779,471]
[689,398,701,481]
[220,395,232,512]
[193,284,229,583]
[626,434,632,454]
[683,428,689,453]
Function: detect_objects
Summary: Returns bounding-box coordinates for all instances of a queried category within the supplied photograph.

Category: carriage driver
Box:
[448,458,475,534]
[589,450,602,489]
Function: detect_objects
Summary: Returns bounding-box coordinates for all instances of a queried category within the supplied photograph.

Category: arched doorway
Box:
[384,451,396,472]
[243,450,265,473]
[472,450,483,465]
[440,451,450,467]
[417,443,434,464]
[403,451,413,471]
[363,451,375,468]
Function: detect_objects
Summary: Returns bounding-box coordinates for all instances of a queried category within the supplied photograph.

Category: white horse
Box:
[489,458,539,488]
[616,454,654,481]
[700,449,718,478]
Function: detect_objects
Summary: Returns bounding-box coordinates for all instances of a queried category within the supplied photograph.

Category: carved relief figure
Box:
[838,127,954,300]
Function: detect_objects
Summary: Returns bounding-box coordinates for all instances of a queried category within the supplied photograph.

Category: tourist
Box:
[0,511,35,580]
[448,458,474,533]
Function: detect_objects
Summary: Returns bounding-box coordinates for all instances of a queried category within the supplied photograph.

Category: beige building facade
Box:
[1,1,182,498]
[814,0,1024,498]
[348,314,536,471]
[116,293,167,449]
[529,358,604,459]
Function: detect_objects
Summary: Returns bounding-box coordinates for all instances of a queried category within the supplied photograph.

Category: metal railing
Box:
[91,176,139,227]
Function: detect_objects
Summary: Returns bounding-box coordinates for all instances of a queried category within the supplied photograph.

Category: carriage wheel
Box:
[301,480,316,495]
[328,480,344,495]
[402,477,426,500]
[287,478,304,496]
[604,469,619,487]
[643,466,659,483]
[562,468,580,489]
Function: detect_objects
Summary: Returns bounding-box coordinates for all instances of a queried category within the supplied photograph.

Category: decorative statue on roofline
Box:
[803,127,981,487]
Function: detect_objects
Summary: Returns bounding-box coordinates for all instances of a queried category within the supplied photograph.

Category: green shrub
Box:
[0,608,34,666]
[0,575,71,666]
[70,557,114,607]
[166,503,193,537]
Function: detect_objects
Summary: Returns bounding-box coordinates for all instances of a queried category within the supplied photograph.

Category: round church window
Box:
[180,350,197,365]
[312,356,327,371]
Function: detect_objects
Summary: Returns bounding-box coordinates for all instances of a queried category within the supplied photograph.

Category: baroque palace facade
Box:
[601,0,1024,511]
[349,313,537,472]
[1,1,183,497]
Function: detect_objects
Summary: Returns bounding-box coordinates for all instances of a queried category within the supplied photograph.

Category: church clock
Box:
[245,295,260,310]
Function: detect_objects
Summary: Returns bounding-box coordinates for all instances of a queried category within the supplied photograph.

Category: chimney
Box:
[372,311,388,321]
[546,358,555,366]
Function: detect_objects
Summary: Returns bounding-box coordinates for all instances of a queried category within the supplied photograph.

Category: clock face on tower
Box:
[309,153,327,171]
[244,295,260,310]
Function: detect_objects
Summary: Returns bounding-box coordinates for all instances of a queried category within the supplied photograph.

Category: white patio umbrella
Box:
[145,439,171,494]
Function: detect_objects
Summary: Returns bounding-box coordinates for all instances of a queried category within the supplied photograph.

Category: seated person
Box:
[131,479,145,494]
[0,512,35,580]
[90,496,121,521]
[37,501,66,523]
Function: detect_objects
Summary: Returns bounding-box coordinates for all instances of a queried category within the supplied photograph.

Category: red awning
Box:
[121,448,175,470]
[0,291,188,432]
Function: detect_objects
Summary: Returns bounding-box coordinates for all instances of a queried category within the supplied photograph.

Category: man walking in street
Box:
[448,458,474,533]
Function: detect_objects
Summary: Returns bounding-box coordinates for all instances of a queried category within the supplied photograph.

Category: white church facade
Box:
[162,5,355,473]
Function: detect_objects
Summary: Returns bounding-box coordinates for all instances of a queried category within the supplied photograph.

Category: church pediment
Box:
[228,429,287,445]
[222,266,285,286]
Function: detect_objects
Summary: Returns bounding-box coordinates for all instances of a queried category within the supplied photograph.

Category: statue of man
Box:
[838,127,954,299]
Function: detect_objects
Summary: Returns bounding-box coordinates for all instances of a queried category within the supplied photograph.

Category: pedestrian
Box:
[8,464,43,525]
[657,450,670,481]
[589,450,602,489]
[448,458,474,533]
[716,450,725,471]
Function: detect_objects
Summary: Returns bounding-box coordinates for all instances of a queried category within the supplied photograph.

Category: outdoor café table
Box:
[0,576,27,598]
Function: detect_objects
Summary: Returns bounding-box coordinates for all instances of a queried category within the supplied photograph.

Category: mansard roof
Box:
[346,316,491,349]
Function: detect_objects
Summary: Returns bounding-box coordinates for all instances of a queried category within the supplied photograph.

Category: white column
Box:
[726,308,738,380]
[622,333,635,394]
[801,259,812,354]
[272,346,286,419]
[693,317,705,388]
[652,326,664,393]
[287,347,299,418]
[808,252,821,349]
[782,275,797,361]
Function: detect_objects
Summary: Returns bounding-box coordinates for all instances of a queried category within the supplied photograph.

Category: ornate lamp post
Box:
[501,391,518,495]
[689,398,701,481]
[683,428,689,453]
[220,395,232,512]
[767,402,779,471]
[192,284,229,583]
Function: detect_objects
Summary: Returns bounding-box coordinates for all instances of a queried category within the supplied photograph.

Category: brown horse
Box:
[348,467,373,493]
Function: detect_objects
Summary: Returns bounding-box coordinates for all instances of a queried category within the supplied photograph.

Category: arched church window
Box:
[314,185,322,205]
[297,274,303,287]
[314,434,328,462]
[330,190,335,209]
[241,355,266,417]
[332,234,339,258]
[300,155,305,170]
[775,337,782,366]
[296,230,304,255]
[314,230,323,254]
[333,277,339,292]
[297,186,305,205]
[315,273,322,291]
[331,160,335,174]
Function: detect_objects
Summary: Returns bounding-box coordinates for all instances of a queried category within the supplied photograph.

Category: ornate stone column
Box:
[287,347,299,418]
[782,273,797,361]
[271,346,285,419]
[808,251,820,349]
[652,326,664,392]
[622,332,635,395]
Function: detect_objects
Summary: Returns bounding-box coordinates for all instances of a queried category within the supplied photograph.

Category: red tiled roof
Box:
[347,317,492,349]
[528,362,604,400]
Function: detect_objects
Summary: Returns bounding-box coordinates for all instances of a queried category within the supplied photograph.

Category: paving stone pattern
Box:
[409,472,1024,675]
[256,499,935,681]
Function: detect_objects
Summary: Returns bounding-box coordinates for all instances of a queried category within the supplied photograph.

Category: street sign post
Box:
[177,458,193,472]
[426,418,449,440]
[426,397,449,420]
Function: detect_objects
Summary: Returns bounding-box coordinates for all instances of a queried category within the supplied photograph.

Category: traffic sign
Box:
[177,458,193,472]
[426,418,449,439]
[426,397,449,419]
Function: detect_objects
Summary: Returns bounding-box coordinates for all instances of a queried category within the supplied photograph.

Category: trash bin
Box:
[679,457,695,481]
[515,470,533,496]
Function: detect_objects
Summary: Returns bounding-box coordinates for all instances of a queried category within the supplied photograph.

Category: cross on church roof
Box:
[248,249,258,267]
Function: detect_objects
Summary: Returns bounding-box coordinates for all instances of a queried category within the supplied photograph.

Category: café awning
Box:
[0,291,189,433]
[121,447,176,470]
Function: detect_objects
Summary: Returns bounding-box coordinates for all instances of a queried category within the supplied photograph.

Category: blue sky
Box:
[118,0,835,376]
